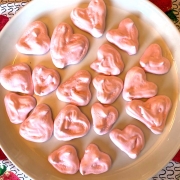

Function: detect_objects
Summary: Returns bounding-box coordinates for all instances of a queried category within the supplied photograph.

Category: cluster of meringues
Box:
[0,0,172,175]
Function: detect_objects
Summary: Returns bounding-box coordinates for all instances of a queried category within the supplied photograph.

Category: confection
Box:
[16,21,50,55]
[50,22,89,68]
[48,145,79,174]
[91,102,118,135]
[106,18,139,55]
[122,66,158,101]
[4,92,36,124]
[32,65,60,96]
[80,143,111,175]
[54,104,90,141]
[126,95,172,134]
[140,43,171,74]
[56,70,91,106]
[93,74,123,104]
[71,0,106,38]
[90,43,124,75]
[0,62,34,95]
[19,103,53,142]
[109,124,145,159]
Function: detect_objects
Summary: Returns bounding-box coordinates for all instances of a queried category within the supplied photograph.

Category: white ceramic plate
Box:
[0,0,180,179]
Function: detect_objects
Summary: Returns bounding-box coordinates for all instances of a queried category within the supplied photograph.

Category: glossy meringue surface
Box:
[56,70,91,106]
[50,22,89,68]
[91,102,118,135]
[4,92,36,124]
[71,0,106,38]
[0,62,34,95]
[54,104,90,141]
[106,18,139,55]
[126,95,172,134]
[19,103,54,143]
[90,43,124,75]
[48,145,79,174]
[32,65,60,96]
[140,43,171,74]
[80,143,112,175]
[93,74,123,104]
[109,124,145,159]
[122,66,158,101]
[16,21,50,55]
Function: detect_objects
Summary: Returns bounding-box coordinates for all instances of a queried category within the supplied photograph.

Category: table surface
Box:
[0,1,180,180]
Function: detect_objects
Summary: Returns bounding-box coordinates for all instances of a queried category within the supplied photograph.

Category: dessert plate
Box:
[0,0,180,179]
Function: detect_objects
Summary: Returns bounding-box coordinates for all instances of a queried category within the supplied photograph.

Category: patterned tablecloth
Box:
[0,1,180,180]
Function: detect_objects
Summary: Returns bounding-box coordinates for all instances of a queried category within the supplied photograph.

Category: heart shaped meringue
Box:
[50,22,89,68]
[4,92,36,124]
[16,21,50,55]
[91,102,118,135]
[19,103,54,142]
[90,43,124,75]
[56,70,91,106]
[106,18,139,55]
[0,62,34,95]
[93,74,123,104]
[122,66,158,101]
[80,144,111,175]
[70,0,106,38]
[109,125,145,159]
[54,104,90,141]
[126,95,172,134]
[48,145,79,174]
[140,43,171,74]
[32,65,60,96]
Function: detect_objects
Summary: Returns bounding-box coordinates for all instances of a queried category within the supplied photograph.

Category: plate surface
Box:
[0,0,180,179]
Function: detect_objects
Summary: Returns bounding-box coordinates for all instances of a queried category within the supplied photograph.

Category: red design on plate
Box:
[172,150,180,163]
[0,15,9,31]
[0,171,20,180]
[0,149,7,160]
[149,0,172,12]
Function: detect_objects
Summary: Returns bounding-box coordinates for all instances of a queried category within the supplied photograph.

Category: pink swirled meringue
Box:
[140,43,171,74]
[80,144,111,175]
[93,74,123,104]
[122,66,158,101]
[48,145,79,174]
[54,104,90,141]
[106,18,139,55]
[4,92,36,124]
[109,125,145,159]
[50,22,89,68]
[56,70,91,106]
[90,44,124,75]
[32,65,60,96]
[70,0,106,38]
[16,21,50,55]
[0,62,34,95]
[126,95,172,134]
[91,102,118,135]
[19,103,53,142]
